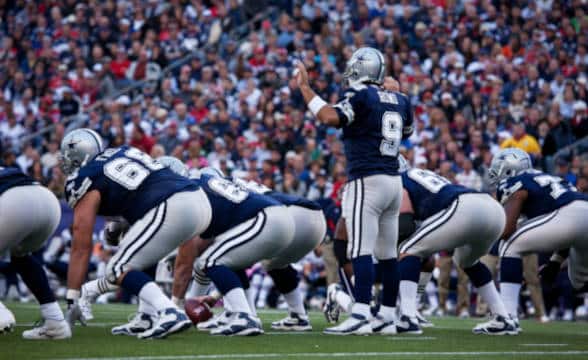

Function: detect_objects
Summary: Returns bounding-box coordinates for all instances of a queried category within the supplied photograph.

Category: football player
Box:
[491,148,588,332]
[295,47,413,335]
[63,137,295,338]
[0,166,70,339]
[62,129,208,339]
[191,168,327,333]
[396,156,516,335]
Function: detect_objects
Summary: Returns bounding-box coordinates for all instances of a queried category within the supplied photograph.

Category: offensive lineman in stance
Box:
[295,47,413,335]
[491,148,588,332]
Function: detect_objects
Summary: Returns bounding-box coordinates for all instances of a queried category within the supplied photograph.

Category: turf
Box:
[1,302,588,360]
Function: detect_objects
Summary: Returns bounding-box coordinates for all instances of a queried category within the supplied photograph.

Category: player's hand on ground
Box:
[294,61,309,88]
[538,260,561,284]
[65,302,88,327]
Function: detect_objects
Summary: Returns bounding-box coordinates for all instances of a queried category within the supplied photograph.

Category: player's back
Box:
[196,174,282,239]
[402,168,477,220]
[65,146,198,223]
[0,166,37,195]
[497,169,588,219]
[337,84,412,180]
[233,178,321,210]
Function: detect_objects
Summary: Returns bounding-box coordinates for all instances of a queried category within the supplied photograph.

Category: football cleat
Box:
[271,313,312,331]
[137,308,192,339]
[370,314,396,335]
[396,315,423,335]
[323,313,372,336]
[472,314,518,336]
[210,312,263,336]
[197,311,230,332]
[0,303,15,334]
[416,311,434,328]
[22,319,71,340]
[323,284,342,324]
[112,312,154,336]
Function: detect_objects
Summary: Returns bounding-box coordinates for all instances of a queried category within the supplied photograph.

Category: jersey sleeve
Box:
[333,86,367,127]
[400,94,414,139]
[496,177,524,204]
[64,168,99,208]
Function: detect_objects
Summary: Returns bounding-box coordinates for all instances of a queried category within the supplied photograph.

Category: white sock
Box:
[40,301,64,321]
[138,282,175,312]
[224,288,251,315]
[351,302,372,319]
[83,277,117,299]
[477,282,508,318]
[378,305,397,322]
[500,282,521,319]
[426,281,439,309]
[284,288,306,316]
[417,272,432,300]
[335,289,353,313]
[245,288,258,317]
[399,280,418,318]
[138,299,157,316]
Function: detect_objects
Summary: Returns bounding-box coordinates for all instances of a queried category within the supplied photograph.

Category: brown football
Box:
[184,298,213,325]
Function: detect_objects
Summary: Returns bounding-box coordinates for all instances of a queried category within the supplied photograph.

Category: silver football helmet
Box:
[398,154,410,172]
[488,148,532,184]
[157,156,189,177]
[60,128,104,175]
[343,47,386,87]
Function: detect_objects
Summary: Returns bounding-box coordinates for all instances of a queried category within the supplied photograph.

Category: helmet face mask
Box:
[60,128,104,175]
[343,47,386,87]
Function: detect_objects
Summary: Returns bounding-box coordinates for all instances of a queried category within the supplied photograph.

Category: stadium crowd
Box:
[1,0,588,320]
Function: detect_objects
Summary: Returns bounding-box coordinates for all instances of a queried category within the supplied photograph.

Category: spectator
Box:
[500,122,542,156]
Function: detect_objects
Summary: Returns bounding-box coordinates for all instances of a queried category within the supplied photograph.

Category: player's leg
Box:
[449,195,514,335]
[266,206,325,331]
[196,205,294,336]
[499,207,575,327]
[371,190,402,335]
[6,186,70,339]
[106,190,209,339]
[324,177,384,335]
[565,201,588,295]
[397,199,461,334]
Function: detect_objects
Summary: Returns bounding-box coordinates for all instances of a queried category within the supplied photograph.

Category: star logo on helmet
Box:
[68,140,78,149]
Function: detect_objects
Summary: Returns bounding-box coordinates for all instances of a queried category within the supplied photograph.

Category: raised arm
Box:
[294,62,344,128]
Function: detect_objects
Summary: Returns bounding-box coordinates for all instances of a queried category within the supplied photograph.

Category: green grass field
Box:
[1,302,588,360]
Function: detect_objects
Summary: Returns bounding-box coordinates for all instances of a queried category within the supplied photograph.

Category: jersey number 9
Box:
[379,111,402,157]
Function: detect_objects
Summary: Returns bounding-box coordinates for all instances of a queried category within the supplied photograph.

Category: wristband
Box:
[308,96,327,116]
[66,289,81,301]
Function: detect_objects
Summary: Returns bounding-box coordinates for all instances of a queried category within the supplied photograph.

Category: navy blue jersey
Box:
[0,166,37,195]
[496,170,588,219]
[197,174,282,238]
[233,178,321,210]
[334,85,413,181]
[402,169,477,220]
[65,146,198,224]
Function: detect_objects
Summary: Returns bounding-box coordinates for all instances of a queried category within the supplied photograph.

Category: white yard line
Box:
[57,351,588,360]
[520,344,569,347]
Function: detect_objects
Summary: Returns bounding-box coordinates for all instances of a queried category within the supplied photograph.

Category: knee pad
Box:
[399,213,416,242]
[268,266,299,294]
